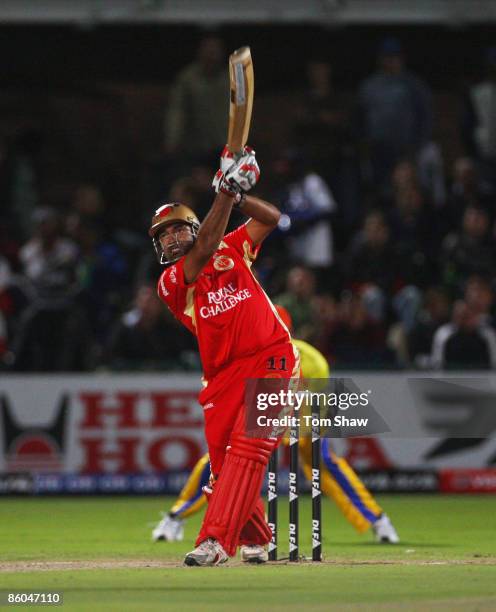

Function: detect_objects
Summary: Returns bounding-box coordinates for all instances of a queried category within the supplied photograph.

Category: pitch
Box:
[0,495,495,610]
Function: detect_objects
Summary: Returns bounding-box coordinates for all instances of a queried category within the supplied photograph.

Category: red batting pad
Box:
[230,432,275,462]
[196,450,269,556]
[239,497,272,546]
[203,485,270,547]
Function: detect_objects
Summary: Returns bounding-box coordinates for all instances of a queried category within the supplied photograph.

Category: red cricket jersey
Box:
[157,222,291,381]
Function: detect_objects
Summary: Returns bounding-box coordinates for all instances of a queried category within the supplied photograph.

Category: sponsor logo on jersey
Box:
[199,282,252,318]
[213,255,234,271]
[169,266,177,284]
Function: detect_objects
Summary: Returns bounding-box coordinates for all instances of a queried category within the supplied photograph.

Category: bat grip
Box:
[227,145,244,161]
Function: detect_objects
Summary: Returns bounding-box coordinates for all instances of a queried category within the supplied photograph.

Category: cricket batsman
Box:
[150,146,300,566]
[151,306,399,553]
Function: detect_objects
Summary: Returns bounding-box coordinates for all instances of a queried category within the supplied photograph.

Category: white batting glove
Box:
[212,169,239,196]
[213,149,260,196]
[225,150,260,192]
[219,146,236,173]
[219,145,255,173]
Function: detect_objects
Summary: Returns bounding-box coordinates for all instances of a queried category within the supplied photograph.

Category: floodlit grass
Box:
[0,495,495,610]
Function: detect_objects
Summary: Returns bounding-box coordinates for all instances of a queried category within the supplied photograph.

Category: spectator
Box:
[0,130,43,241]
[71,183,109,233]
[356,37,433,192]
[19,207,79,300]
[320,290,392,368]
[274,266,319,342]
[416,141,446,209]
[294,59,361,234]
[105,284,197,370]
[387,166,439,289]
[441,204,495,293]
[10,207,95,371]
[407,287,452,368]
[389,159,419,196]
[66,215,128,342]
[274,149,336,269]
[464,274,495,325]
[431,281,496,370]
[347,207,427,333]
[461,47,496,184]
[444,157,494,234]
[293,60,351,182]
[378,141,444,213]
[293,59,356,192]
[164,35,228,160]
[345,210,396,321]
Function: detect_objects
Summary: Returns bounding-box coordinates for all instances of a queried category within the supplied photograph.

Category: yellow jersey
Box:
[292,338,330,380]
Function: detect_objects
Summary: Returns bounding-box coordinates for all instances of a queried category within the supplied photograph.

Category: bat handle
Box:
[227,146,244,161]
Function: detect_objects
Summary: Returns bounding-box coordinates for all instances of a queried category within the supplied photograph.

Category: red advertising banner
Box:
[1,373,496,494]
[440,469,496,493]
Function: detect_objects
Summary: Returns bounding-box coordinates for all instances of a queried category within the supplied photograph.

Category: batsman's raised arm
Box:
[149,146,260,285]
[183,147,260,283]
[238,195,281,246]
[182,190,235,284]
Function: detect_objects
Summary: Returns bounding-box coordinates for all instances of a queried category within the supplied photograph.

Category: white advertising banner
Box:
[1,372,495,493]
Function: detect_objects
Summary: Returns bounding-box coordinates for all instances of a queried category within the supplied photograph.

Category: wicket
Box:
[267,399,322,562]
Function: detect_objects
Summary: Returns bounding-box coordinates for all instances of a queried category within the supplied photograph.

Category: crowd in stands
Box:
[1,34,496,372]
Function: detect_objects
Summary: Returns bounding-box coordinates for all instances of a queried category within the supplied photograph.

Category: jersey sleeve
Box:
[223,221,261,263]
[157,258,189,312]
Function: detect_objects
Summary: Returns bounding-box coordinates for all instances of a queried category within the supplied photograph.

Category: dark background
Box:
[1,24,494,88]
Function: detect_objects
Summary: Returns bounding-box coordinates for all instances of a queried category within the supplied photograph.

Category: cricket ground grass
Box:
[0,495,495,610]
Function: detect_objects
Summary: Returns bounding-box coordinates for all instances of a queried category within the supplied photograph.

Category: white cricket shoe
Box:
[184,538,229,566]
[152,514,184,542]
[240,544,268,564]
[372,513,400,543]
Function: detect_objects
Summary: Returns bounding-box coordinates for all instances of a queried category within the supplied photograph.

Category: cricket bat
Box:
[227,46,254,157]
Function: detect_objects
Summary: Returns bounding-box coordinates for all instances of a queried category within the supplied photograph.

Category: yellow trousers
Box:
[169,443,382,532]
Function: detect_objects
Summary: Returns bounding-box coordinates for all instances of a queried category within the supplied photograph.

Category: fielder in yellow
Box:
[152,307,399,544]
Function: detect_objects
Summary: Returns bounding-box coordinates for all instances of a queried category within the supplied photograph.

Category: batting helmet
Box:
[149,202,200,264]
